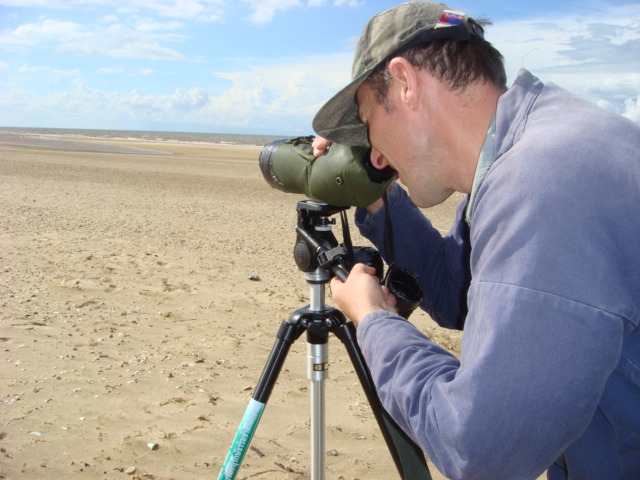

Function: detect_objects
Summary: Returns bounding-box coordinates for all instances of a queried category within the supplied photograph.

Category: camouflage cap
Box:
[312,1,484,146]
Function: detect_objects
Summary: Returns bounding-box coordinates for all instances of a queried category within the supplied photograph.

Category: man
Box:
[311,2,640,479]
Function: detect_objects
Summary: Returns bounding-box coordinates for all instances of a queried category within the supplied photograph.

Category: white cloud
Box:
[170,87,211,111]
[298,0,362,7]
[488,4,640,120]
[241,0,361,23]
[0,52,353,132]
[19,65,50,73]
[0,0,224,22]
[242,0,302,24]
[0,19,79,50]
[212,52,352,115]
[333,0,362,6]
[0,18,189,60]
[100,15,119,24]
[136,20,184,32]
[97,67,124,74]
[121,0,224,22]
[16,64,81,82]
[0,0,359,23]
[623,96,640,123]
[50,68,81,81]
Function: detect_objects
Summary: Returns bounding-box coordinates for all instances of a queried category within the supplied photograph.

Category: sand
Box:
[1,134,464,480]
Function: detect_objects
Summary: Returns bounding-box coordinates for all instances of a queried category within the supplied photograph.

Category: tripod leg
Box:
[217,398,265,480]
[308,335,329,480]
[218,319,305,480]
[331,316,433,480]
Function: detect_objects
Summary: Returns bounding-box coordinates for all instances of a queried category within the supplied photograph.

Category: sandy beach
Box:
[1,132,464,480]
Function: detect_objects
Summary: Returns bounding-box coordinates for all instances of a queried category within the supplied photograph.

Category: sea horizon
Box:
[0,126,292,148]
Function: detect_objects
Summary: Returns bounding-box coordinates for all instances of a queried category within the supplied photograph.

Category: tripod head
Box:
[294,200,350,281]
[294,199,423,319]
[293,200,384,285]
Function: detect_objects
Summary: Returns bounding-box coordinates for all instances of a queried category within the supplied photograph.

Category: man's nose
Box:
[370,148,389,170]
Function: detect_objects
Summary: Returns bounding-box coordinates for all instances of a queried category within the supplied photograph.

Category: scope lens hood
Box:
[259,139,287,191]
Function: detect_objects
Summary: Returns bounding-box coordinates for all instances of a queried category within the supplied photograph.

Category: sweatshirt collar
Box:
[465,113,496,225]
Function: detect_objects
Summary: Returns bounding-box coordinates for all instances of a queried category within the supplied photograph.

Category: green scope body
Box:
[259,136,394,207]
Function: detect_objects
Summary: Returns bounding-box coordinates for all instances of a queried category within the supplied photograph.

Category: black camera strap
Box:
[382,190,396,267]
[380,190,424,319]
[340,209,355,267]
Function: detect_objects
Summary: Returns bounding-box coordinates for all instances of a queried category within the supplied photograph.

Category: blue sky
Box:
[1,0,639,135]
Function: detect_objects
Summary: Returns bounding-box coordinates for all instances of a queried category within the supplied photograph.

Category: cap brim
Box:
[312,71,371,147]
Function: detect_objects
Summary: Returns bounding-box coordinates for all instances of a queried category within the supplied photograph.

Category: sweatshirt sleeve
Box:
[358,287,623,479]
[355,184,471,330]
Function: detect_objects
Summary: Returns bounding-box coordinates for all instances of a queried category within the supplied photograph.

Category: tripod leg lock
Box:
[308,343,329,381]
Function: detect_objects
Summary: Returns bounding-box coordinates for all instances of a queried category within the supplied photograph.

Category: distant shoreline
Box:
[0,126,290,148]
[0,130,174,155]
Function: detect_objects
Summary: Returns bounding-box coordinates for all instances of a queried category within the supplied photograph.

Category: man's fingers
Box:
[351,262,378,278]
[312,136,332,157]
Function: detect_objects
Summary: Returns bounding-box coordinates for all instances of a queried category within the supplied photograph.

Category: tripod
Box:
[218,200,432,480]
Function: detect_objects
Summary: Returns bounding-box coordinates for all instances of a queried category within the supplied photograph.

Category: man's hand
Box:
[312,136,332,157]
[330,263,397,325]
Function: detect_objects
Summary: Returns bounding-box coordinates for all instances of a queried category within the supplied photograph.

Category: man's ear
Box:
[388,57,420,110]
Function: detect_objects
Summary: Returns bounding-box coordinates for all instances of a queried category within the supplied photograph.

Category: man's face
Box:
[356,79,455,208]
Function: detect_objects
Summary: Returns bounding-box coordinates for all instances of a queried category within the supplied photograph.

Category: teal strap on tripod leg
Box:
[217,398,265,480]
